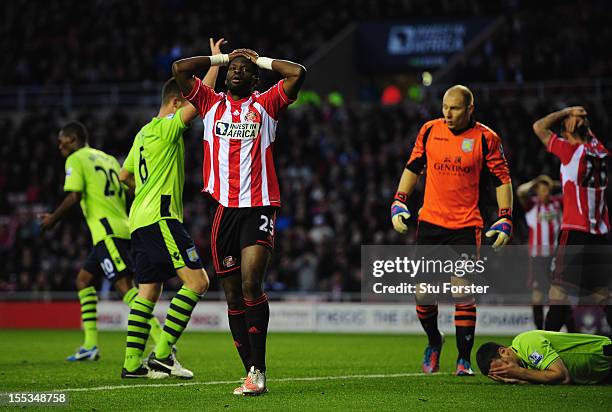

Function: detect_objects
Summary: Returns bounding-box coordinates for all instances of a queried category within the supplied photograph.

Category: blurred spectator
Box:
[1,89,611,295]
[2,1,610,88]
[2,0,612,297]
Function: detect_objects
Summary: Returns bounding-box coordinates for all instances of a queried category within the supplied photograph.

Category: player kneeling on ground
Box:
[476,330,612,384]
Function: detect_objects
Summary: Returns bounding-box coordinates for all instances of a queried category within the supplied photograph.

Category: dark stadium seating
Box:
[1,87,611,293]
[1,0,611,294]
[3,1,610,86]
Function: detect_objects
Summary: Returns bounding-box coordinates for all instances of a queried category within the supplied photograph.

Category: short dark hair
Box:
[560,116,590,140]
[476,342,504,376]
[60,121,89,144]
[162,77,183,105]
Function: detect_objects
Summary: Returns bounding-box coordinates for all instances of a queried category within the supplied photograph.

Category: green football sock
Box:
[148,314,162,345]
[122,288,162,344]
[78,286,98,350]
[154,286,200,359]
[122,287,138,307]
[123,296,155,371]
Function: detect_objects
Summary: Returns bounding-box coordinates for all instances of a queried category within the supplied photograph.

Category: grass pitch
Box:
[0,330,610,411]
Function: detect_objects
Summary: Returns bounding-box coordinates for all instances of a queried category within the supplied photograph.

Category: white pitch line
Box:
[54,372,441,393]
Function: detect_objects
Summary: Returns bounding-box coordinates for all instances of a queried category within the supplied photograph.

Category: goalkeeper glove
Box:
[391,191,411,234]
[485,209,513,251]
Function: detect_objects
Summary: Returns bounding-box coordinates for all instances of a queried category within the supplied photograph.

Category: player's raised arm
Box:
[516,178,537,208]
[172,47,245,96]
[237,49,306,100]
[202,37,225,89]
[38,192,82,231]
[516,175,552,209]
[532,106,587,147]
[176,37,226,125]
[172,56,212,97]
[172,37,225,94]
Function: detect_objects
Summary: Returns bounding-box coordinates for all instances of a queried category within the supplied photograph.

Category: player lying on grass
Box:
[39,121,163,361]
[476,330,612,384]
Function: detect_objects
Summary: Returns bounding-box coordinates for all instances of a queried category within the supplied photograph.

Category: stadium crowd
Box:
[1,0,499,87]
[451,1,612,83]
[2,1,610,87]
[1,0,611,296]
[1,88,610,295]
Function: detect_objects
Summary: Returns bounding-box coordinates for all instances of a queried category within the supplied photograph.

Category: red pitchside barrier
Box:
[0,301,81,329]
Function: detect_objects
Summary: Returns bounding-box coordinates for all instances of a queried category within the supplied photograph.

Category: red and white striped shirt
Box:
[547,133,610,234]
[524,195,562,257]
[185,78,294,207]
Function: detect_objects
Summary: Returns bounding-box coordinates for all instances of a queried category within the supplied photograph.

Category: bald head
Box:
[442,85,474,131]
[444,85,474,108]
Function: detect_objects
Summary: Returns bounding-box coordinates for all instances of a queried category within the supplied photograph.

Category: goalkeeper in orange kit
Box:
[391,85,513,376]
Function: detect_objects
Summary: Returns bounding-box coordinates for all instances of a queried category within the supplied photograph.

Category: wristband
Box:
[256,56,274,71]
[209,54,229,66]
[498,208,512,219]
[394,191,408,204]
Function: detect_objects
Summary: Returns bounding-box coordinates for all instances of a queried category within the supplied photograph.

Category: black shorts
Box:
[551,230,611,294]
[210,202,277,277]
[527,256,553,291]
[83,237,133,283]
[416,220,482,278]
[131,219,202,284]
[416,220,482,256]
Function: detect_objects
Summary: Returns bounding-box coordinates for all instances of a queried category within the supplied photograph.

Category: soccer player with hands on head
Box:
[392,85,513,376]
[477,330,612,385]
[516,175,565,331]
[532,106,611,332]
[172,43,305,395]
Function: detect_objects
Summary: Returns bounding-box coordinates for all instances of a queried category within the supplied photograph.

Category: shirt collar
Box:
[448,118,476,136]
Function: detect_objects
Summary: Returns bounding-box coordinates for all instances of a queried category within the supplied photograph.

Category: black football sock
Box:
[544,303,571,331]
[416,305,442,346]
[228,307,252,373]
[455,300,476,362]
[244,294,270,372]
[532,305,544,330]
[564,306,577,332]
[605,304,612,331]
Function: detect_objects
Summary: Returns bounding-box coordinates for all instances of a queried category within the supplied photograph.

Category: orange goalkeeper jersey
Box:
[406,118,511,229]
